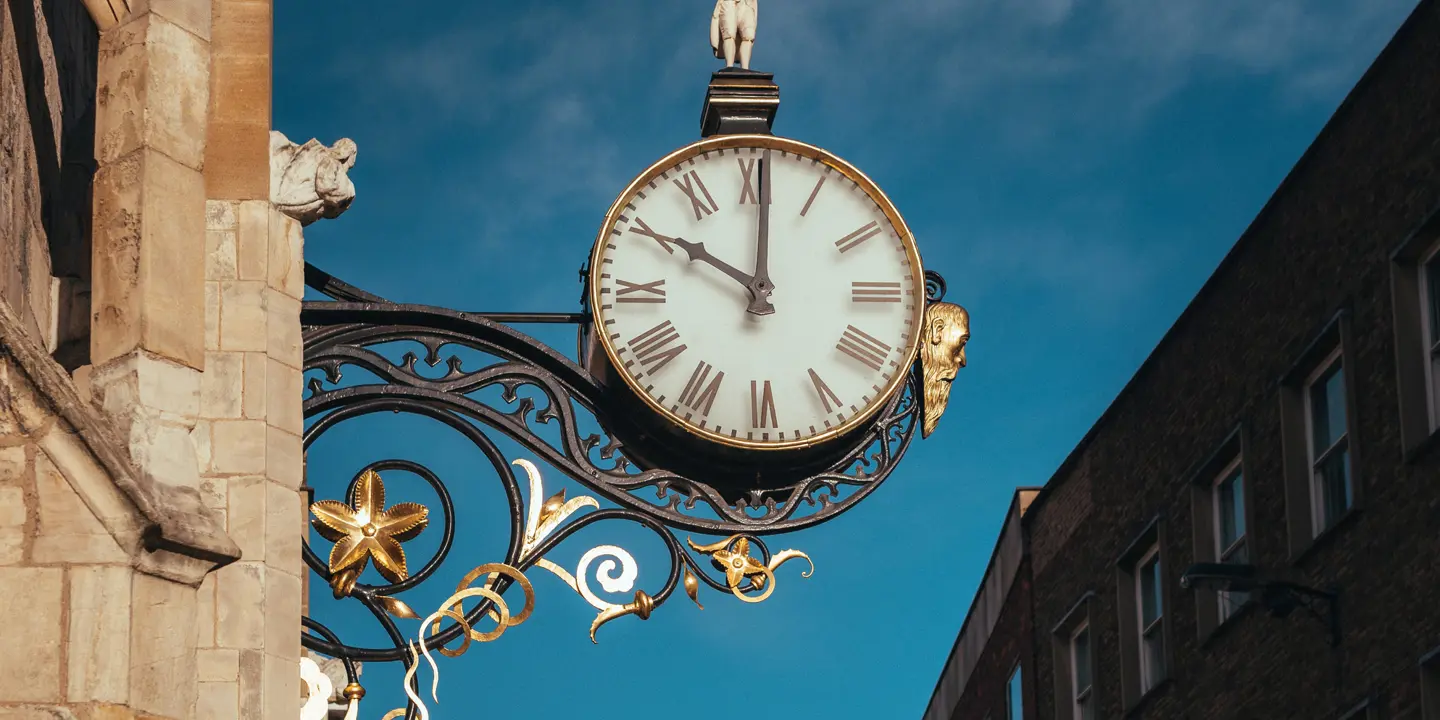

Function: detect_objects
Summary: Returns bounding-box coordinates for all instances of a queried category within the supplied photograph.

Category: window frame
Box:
[1420,242,1440,430]
[1389,212,1440,459]
[1115,516,1170,711]
[1134,545,1164,693]
[1050,592,1096,720]
[1279,309,1361,560]
[1303,346,1352,536]
[1006,661,1024,720]
[1211,455,1248,623]
[1421,644,1440,720]
[1187,425,1254,639]
[1070,621,1092,720]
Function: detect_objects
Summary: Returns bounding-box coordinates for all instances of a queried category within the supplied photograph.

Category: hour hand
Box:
[627,220,771,310]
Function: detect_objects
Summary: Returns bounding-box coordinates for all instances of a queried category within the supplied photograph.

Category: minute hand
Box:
[745,151,775,316]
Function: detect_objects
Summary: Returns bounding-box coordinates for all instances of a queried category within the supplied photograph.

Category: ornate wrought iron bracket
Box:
[298,262,943,718]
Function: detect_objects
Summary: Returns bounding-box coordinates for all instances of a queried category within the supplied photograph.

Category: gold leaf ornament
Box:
[687,535,814,603]
[310,469,430,598]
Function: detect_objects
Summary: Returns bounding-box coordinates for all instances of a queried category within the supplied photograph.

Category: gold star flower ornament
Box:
[311,470,429,598]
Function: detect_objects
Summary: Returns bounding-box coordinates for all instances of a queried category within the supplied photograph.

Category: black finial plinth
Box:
[700,68,780,137]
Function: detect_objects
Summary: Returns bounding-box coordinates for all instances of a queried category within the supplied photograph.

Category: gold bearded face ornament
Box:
[919,302,970,438]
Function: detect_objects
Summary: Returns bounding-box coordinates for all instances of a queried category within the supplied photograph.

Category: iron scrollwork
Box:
[299,263,931,718]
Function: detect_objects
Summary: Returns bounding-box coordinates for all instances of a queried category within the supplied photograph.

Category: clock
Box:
[584,134,924,454]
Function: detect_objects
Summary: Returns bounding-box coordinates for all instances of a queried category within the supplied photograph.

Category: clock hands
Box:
[628,219,759,299]
[745,151,776,316]
[624,216,771,312]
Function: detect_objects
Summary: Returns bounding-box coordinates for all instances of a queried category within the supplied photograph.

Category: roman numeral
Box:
[836,325,891,372]
[836,221,883,253]
[800,175,826,217]
[616,279,666,304]
[673,171,720,221]
[808,369,841,414]
[851,281,902,303]
[738,158,761,205]
[750,380,778,429]
[627,321,687,375]
[628,217,674,254]
[679,361,724,416]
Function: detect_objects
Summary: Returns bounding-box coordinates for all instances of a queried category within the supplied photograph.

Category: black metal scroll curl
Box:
[298,263,924,692]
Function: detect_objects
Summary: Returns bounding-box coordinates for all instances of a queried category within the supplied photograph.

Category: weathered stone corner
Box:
[1,297,240,586]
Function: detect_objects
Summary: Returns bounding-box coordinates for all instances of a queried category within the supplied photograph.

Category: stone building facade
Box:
[923,1,1440,719]
[0,0,352,718]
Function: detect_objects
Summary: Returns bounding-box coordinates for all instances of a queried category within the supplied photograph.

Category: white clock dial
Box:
[588,136,924,450]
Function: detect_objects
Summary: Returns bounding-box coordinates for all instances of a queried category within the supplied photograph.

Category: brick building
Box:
[923,1,1440,719]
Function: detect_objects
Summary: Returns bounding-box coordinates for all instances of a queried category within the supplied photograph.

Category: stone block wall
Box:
[1,297,238,720]
[194,198,305,720]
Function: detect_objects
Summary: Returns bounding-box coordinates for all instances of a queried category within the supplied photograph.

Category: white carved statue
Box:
[270,131,358,226]
[710,0,758,70]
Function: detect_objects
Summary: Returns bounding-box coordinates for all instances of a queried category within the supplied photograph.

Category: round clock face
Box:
[588,135,925,450]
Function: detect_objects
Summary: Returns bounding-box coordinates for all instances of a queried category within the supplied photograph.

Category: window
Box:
[1051,593,1096,720]
[1280,311,1358,556]
[1339,697,1377,720]
[1213,458,1249,621]
[1421,646,1440,719]
[1422,245,1440,429]
[1389,224,1440,456]
[1189,429,1252,638]
[1306,348,1352,534]
[1136,546,1165,693]
[1007,663,1024,720]
[1070,622,1094,720]
[1116,520,1168,709]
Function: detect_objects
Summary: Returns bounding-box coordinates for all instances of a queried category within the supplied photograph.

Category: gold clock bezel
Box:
[587,134,926,452]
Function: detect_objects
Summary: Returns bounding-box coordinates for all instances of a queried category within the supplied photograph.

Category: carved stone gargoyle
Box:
[270,131,358,226]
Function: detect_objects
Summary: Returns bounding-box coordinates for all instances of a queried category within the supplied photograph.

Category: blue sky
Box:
[276,1,1418,717]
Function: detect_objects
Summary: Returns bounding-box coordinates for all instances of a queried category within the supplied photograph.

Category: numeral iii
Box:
[851,281,902,303]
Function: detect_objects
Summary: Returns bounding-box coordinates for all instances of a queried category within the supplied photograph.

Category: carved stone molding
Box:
[270,131,358,226]
[0,297,240,584]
